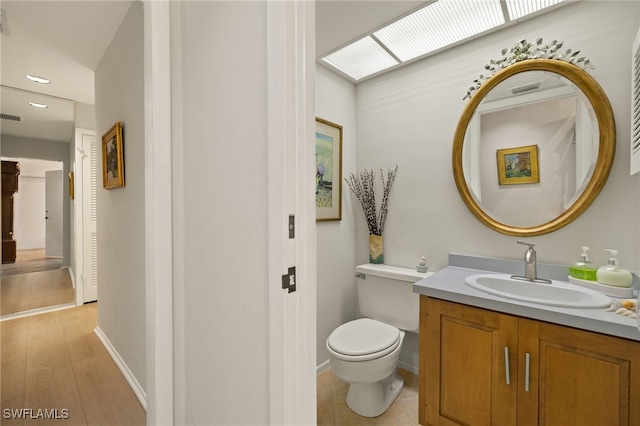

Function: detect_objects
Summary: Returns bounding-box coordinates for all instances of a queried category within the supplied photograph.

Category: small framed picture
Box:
[102,121,125,189]
[496,144,539,185]
[68,171,74,200]
[316,118,343,221]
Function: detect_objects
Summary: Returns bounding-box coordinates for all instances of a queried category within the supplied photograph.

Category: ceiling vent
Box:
[510,81,543,95]
[0,113,23,122]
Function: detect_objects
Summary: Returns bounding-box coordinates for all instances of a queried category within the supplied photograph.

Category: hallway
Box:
[0,303,146,425]
[2,249,64,277]
[1,268,74,317]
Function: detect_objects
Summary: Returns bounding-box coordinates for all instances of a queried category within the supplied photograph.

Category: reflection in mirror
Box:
[462,70,599,227]
[1,86,75,318]
[452,59,615,236]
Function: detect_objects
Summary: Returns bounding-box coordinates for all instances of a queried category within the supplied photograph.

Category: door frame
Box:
[143,1,174,424]
[142,1,316,423]
[73,127,95,306]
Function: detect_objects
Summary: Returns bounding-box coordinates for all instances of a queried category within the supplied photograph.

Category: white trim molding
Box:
[267,1,317,424]
[143,1,174,424]
[94,326,147,410]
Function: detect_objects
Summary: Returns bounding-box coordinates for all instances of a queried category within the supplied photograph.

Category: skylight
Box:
[321,0,569,82]
[322,36,399,81]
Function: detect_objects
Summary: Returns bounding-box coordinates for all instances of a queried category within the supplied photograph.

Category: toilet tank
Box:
[355,263,430,333]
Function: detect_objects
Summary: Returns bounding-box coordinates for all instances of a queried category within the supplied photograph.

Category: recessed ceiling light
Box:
[28,102,48,108]
[26,74,50,84]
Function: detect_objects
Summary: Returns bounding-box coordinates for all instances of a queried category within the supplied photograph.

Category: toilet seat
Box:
[327,318,401,361]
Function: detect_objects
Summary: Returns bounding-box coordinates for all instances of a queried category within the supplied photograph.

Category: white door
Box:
[45,170,63,257]
[82,133,98,302]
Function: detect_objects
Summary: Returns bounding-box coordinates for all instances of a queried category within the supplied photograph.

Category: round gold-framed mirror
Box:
[452,59,615,236]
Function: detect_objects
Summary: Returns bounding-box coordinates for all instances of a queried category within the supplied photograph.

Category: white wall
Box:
[357,1,639,270]
[94,0,146,392]
[316,1,640,372]
[315,66,358,367]
[172,2,271,424]
[9,159,63,250]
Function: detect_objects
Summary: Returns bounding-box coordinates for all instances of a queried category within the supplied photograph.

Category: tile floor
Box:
[317,368,419,426]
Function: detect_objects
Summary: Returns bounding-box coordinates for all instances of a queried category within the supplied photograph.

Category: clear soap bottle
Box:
[569,246,597,281]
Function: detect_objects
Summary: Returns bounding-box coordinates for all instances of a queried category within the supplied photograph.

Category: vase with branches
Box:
[345,165,398,264]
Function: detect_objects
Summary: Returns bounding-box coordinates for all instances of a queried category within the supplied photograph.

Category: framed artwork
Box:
[102,121,125,189]
[315,118,342,221]
[497,144,539,185]
[68,171,74,200]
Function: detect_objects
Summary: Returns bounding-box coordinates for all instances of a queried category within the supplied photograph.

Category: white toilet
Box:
[326,263,428,417]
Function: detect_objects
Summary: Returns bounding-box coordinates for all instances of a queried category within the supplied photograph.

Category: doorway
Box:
[0,157,72,318]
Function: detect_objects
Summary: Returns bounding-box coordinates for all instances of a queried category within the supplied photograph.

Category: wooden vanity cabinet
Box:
[419,296,640,426]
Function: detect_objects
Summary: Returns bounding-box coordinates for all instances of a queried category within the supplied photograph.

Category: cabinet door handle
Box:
[504,347,510,385]
[525,352,531,392]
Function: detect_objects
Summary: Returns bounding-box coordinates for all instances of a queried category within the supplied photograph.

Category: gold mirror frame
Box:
[452,59,615,236]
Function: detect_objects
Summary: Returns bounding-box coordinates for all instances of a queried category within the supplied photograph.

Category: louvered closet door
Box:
[82,133,98,302]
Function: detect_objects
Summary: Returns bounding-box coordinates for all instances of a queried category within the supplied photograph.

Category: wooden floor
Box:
[2,249,63,277]
[1,269,74,316]
[317,368,419,425]
[1,303,146,425]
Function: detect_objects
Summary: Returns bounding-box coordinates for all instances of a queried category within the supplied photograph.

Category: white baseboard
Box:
[316,359,331,374]
[94,326,147,411]
[0,302,75,322]
[68,267,76,290]
[317,359,418,376]
[398,361,418,375]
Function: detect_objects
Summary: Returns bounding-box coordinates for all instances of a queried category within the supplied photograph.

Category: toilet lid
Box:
[327,318,400,356]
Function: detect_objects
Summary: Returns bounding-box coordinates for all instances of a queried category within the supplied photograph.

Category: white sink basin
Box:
[465,274,611,308]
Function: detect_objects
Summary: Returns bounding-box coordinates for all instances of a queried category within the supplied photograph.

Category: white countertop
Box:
[413,264,640,342]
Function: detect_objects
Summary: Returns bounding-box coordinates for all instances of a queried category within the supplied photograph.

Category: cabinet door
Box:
[421,297,518,426]
[518,319,640,426]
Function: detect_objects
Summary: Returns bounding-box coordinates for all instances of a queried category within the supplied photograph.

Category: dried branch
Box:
[345,166,398,236]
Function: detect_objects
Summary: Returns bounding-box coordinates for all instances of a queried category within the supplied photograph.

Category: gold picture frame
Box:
[496,144,539,185]
[102,121,125,189]
[316,118,343,221]
[68,171,74,200]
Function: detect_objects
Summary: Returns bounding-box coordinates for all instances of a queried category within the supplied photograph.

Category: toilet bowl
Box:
[327,318,406,417]
[325,263,431,418]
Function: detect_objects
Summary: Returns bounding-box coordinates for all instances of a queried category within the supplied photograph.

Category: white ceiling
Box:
[0,0,132,142]
[0,0,421,143]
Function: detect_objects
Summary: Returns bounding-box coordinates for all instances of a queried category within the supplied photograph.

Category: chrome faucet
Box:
[511,240,552,284]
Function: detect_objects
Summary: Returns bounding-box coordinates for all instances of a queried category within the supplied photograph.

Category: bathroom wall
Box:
[94,0,146,392]
[316,1,640,371]
[357,0,639,269]
[316,66,359,367]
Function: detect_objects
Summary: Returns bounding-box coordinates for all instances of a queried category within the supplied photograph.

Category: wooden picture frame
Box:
[102,121,125,189]
[497,144,539,185]
[315,118,342,221]
[68,171,74,200]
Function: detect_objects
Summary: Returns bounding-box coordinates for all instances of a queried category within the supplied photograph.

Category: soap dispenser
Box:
[569,246,597,281]
[596,249,633,288]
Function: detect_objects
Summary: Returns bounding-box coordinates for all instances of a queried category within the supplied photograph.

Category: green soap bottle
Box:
[569,246,598,281]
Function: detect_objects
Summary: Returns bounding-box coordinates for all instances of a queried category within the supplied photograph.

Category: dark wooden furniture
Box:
[2,161,20,263]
